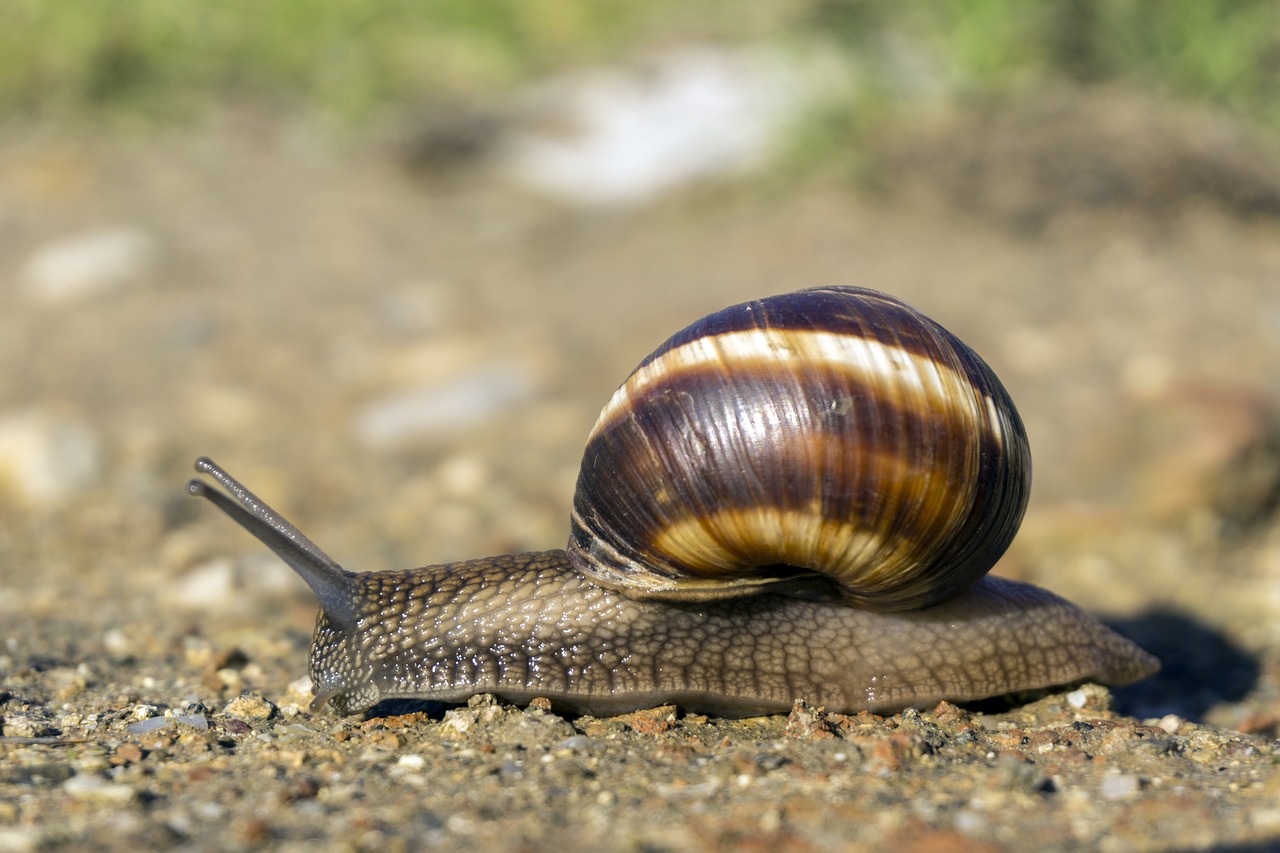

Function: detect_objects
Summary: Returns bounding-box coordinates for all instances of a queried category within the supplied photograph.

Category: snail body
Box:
[189,286,1158,716]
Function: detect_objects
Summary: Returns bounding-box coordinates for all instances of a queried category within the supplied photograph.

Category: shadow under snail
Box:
[188,286,1159,717]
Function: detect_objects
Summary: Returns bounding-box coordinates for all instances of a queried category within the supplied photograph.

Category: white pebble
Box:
[501,46,810,205]
[1100,774,1140,801]
[20,225,158,304]
[125,716,172,736]
[439,708,476,736]
[445,815,476,835]
[0,827,40,853]
[168,553,297,610]
[1066,689,1088,709]
[397,754,427,770]
[355,363,538,448]
[0,409,101,506]
[102,629,132,658]
[193,802,227,821]
[174,713,209,730]
[63,773,136,804]
[1157,714,1183,735]
[954,809,986,834]
[169,558,237,608]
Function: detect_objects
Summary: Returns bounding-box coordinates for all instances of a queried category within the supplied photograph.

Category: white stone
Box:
[20,225,158,304]
[439,708,476,737]
[125,716,172,736]
[0,408,101,506]
[0,827,41,853]
[354,362,538,448]
[500,46,815,205]
[63,772,136,804]
[1100,774,1140,801]
[167,553,298,609]
[169,558,237,607]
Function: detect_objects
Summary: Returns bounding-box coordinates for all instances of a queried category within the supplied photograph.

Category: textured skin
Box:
[309,550,1159,717]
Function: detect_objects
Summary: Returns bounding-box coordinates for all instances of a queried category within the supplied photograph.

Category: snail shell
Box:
[569,286,1029,610]
[188,286,1158,717]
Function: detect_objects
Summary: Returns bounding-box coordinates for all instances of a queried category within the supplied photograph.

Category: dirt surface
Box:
[3,91,1280,851]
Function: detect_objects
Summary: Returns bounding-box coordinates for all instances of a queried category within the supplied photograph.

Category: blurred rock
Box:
[168,558,237,608]
[1124,385,1280,534]
[0,408,101,507]
[19,226,159,304]
[62,773,136,804]
[125,715,174,736]
[0,827,40,853]
[354,362,539,449]
[223,692,277,724]
[166,554,301,610]
[398,103,505,179]
[1099,774,1141,802]
[499,46,816,205]
[876,89,1280,227]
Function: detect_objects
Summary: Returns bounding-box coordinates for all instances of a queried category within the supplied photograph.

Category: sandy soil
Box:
[2,90,1280,851]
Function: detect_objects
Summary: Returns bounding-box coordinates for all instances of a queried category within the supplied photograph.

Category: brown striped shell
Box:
[567,286,1031,612]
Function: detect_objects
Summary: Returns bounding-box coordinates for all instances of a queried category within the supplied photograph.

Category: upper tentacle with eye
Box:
[567,286,1031,611]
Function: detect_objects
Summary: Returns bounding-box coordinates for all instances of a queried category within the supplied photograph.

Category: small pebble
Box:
[125,716,172,736]
[275,723,321,740]
[355,363,539,447]
[500,46,807,205]
[1,712,58,739]
[954,809,986,834]
[223,693,276,724]
[110,743,144,766]
[439,708,475,736]
[553,735,595,754]
[0,827,40,853]
[1066,690,1088,709]
[0,409,101,506]
[1100,774,1141,801]
[63,773,136,804]
[174,713,209,731]
[102,629,133,659]
[167,554,298,610]
[19,225,158,304]
[171,560,237,607]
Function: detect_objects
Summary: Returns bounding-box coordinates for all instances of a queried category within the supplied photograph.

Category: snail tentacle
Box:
[189,457,360,628]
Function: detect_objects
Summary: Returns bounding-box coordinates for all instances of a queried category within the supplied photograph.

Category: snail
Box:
[188,286,1158,717]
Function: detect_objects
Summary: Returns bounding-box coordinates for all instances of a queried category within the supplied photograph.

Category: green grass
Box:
[4,0,1279,128]
[0,0,759,121]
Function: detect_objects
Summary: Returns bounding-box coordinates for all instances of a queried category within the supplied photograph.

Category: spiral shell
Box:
[566,286,1031,611]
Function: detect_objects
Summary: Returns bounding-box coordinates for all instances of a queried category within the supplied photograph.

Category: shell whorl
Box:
[567,286,1031,611]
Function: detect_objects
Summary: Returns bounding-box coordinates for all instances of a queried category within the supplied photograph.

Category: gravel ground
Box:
[2,91,1280,851]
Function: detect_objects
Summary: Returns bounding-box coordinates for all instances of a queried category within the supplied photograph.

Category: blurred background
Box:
[3,0,1280,733]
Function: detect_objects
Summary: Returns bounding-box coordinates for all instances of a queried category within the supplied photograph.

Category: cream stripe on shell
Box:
[588,327,1003,447]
